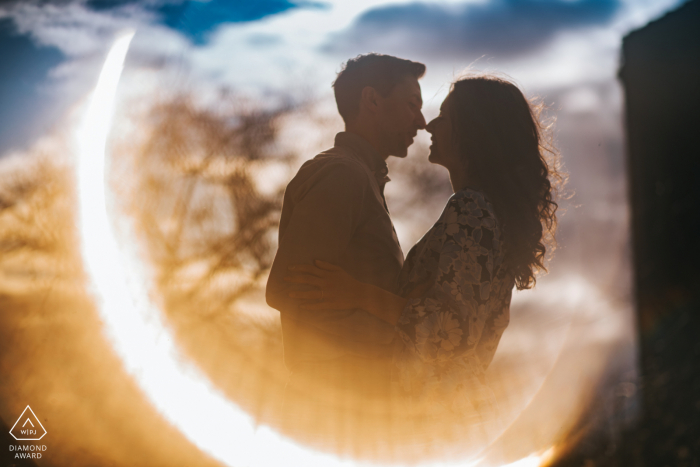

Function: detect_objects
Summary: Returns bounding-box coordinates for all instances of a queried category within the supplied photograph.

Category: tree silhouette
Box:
[120,95,297,314]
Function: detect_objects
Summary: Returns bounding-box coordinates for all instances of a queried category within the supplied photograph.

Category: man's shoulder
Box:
[293,145,371,185]
[312,145,367,170]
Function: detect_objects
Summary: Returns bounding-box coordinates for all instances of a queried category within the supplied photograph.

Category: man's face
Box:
[375,76,426,158]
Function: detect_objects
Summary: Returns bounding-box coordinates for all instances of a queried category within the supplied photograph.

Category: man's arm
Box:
[266,161,395,344]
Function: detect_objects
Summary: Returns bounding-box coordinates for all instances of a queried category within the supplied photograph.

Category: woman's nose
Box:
[425,118,436,133]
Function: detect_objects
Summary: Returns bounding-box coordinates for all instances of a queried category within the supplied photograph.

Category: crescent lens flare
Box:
[73,31,555,467]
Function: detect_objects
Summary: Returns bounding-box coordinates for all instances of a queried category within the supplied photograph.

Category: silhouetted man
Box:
[266,54,426,404]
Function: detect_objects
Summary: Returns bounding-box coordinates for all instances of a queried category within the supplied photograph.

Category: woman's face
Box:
[426,93,459,169]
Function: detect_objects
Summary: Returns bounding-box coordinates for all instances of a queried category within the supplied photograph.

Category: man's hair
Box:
[332,53,426,124]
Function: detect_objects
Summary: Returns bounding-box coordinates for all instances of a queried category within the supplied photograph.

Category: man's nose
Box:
[415,110,427,129]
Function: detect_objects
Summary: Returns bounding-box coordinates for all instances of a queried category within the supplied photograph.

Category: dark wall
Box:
[620,0,700,463]
[621,0,700,329]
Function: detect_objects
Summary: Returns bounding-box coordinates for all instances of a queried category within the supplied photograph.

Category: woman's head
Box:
[427,75,565,290]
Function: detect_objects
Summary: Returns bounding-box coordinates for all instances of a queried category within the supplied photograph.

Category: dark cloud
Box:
[323,0,620,60]
[86,0,328,45]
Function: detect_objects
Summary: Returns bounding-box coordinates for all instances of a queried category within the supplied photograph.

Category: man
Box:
[266,54,426,405]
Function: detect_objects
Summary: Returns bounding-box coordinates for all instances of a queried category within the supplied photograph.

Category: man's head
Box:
[333,54,427,158]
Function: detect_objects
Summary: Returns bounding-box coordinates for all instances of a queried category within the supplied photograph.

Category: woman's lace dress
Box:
[394,188,515,418]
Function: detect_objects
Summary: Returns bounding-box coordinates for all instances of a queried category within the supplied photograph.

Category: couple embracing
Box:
[266,53,561,422]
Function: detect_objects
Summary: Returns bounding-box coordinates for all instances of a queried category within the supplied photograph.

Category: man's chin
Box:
[392,149,409,158]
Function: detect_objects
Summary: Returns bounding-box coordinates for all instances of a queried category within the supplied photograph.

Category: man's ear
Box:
[359,86,380,115]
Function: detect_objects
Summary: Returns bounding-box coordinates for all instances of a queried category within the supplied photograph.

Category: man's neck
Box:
[344,126,390,161]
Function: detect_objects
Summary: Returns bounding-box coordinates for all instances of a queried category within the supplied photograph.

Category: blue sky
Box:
[0,17,64,154]
[0,0,327,155]
[87,0,328,44]
[0,0,687,157]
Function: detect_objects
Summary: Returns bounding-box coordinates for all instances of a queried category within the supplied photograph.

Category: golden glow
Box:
[500,448,554,467]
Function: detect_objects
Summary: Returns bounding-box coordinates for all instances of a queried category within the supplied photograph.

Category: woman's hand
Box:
[284,260,367,311]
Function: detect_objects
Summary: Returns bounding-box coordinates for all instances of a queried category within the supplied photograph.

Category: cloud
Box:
[3,1,156,56]
[323,0,621,60]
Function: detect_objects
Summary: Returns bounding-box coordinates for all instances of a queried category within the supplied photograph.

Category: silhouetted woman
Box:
[285,75,564,414]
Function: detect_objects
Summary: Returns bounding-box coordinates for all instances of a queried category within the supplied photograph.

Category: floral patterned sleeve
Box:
[394,191,511,413]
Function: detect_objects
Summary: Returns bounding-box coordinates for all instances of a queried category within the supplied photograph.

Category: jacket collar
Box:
[334,132,390,183]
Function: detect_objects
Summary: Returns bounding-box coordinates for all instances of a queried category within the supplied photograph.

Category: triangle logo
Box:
[9,406,47,441]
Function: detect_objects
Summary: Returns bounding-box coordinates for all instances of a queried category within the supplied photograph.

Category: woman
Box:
[284,75,563,415]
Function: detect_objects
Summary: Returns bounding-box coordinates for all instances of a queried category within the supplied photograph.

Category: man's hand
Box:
[284,260,368,311]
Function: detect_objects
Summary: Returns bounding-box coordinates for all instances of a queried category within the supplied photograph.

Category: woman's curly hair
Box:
[448,75,566,290]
